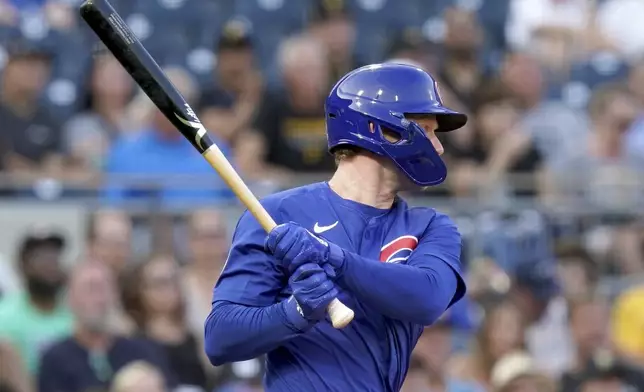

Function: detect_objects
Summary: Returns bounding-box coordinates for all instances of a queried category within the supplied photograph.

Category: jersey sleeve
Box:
[214,209,286,307]
[407,212,466,306]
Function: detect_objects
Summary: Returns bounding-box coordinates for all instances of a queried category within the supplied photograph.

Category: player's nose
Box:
[428,133,444,156]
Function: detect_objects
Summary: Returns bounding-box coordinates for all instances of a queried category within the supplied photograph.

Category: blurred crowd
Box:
[1,0,644,391]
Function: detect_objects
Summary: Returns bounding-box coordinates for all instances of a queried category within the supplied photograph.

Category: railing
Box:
[0,172,642,300]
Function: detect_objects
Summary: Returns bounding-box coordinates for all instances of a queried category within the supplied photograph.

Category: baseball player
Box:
[205,63,468,391]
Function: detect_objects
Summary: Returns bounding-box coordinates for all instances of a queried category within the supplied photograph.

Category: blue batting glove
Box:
[284,263,339,324]
[265,222,345,277]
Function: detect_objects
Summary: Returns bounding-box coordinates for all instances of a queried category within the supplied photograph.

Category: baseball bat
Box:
[79,0,354,329]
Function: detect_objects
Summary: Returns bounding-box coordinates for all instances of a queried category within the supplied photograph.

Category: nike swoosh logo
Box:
[313,221,338,234]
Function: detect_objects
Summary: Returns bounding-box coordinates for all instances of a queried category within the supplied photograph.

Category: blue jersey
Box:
[209,182,465,391]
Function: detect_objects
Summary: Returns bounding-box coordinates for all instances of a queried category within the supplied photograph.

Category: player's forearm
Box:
[204,299,312,366]
[336,250,458,325]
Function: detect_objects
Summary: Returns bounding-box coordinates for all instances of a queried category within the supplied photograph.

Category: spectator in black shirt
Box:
[121,254,207,391]
[38,260,177,392]
[0,37,62,178]
[199,18,267,184]
[254,34,334,173]
[200,18,263,146]
[307,0,361,88]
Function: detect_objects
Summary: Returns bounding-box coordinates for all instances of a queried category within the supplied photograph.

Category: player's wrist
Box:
[279,296,316,333]
[326,242,346,275]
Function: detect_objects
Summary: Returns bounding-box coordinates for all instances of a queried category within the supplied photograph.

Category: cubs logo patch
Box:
[379,235,418,263]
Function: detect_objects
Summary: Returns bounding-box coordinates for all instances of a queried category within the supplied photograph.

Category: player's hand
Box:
[289,263,339,322]
[265,222,331,273]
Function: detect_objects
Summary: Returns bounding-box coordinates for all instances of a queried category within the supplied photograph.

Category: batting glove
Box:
[265,222,345,278]
[285,263,339,324]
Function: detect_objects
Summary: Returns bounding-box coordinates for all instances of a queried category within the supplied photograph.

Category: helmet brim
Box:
[434,108,468,132]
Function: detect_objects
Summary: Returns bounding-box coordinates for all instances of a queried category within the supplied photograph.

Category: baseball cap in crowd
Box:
[309,0,349,23]
[216,18,253,52]
[513,257,560,302]
[385,27,435,59]
[490,351,554,391]
[4,35,53,61]
[18,225,66,261]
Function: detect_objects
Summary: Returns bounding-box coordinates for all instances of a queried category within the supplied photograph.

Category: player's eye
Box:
[381,127,402,144]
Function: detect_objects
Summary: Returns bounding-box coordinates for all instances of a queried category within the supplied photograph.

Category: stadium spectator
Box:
[62,53,135,174]
[110,361,168,392]
[402,318,484,392]
[611,284,644,365]
[0,340,32,392]
[561,297,630,387]
[0,38,62,180]
[555,244,599,302]
[182,209,228,337]
[102,66,235,207]
[0,227,72,376]
[448,79,543,198]
[198,19,269,186]
[39,260,176,392]
[625,58,644,158]
[439,6,485,110]
[489,351,557,392]
[200,18,263,147]
[500,52,588,166]
[449,300,527,389]
[385,28,437,74]
[545,83,644,226]
[306,0,359,88]
[121,254,207,391]
[506,244,575,378]
[86,209,133,275]
[253,34,333,173]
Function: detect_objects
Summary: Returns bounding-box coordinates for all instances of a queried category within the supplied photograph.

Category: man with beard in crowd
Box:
[39,260,176,392]
[0,227,72,376]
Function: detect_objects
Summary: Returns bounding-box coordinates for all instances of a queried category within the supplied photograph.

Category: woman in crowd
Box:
[448,299,528,389]
[62,53,136,175]
[121,254,207,391]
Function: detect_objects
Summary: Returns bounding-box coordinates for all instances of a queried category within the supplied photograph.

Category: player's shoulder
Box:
[234,182,327,230]
[396,197,458,231]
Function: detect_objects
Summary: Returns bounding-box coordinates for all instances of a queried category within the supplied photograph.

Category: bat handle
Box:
[327,298,355,329]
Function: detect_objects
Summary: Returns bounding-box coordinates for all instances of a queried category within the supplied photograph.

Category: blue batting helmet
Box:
[325,63,467,186]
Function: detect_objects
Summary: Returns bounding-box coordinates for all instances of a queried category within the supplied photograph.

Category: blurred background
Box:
[1,0,644,391]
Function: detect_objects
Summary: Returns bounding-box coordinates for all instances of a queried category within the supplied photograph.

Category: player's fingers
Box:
[286,244,317,273]
[269,226,301,260]
[290,263,325,283]
[264,223,289,253]
[322,263,336,280]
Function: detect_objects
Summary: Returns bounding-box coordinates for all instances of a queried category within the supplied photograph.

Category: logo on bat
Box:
[184,103,198,120]
[379,235,418,263]
[174,112,207,151]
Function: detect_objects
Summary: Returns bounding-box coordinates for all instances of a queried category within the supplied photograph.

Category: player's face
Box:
[407,115,443,156]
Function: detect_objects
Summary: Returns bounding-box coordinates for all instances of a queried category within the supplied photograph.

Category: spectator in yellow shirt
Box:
[611,285,644,364]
